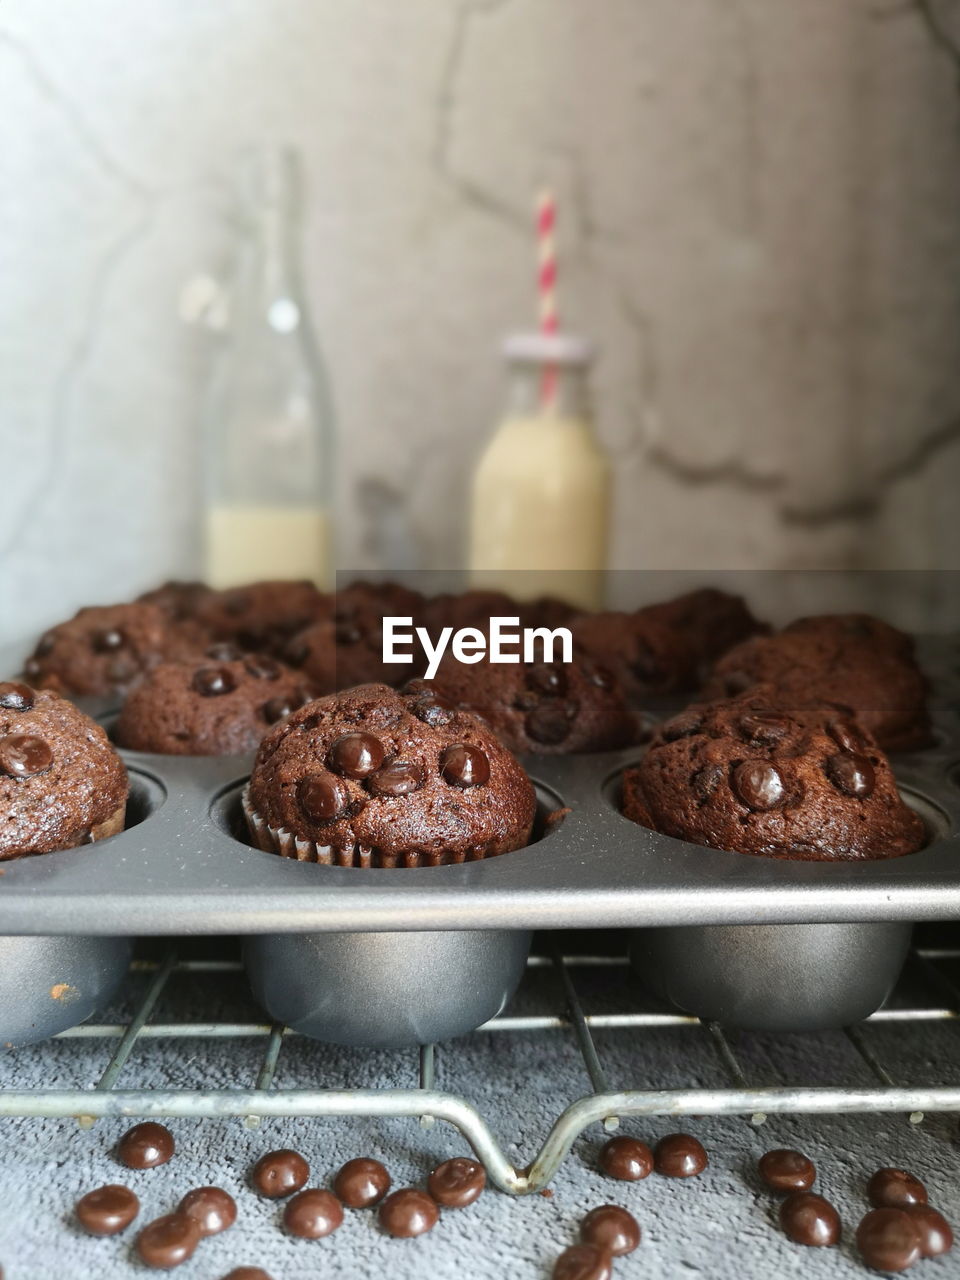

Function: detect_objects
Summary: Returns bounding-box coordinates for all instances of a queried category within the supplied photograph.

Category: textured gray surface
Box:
[0,945,958,1278]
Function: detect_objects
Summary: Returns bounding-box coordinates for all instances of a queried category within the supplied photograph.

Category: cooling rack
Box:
[1,943,958,1195]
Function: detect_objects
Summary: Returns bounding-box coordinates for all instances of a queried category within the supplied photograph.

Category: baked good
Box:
[426,648,640,754]
[244,682,537,866]
[0,681,128,859]
[704,614,931,751]
[637,587,768,667]
[570,611,700,697]
[115,648,315,755]
[136,580,214,623]
[622,688,925,861]
[22,604,196,698]
[194,580,327,651]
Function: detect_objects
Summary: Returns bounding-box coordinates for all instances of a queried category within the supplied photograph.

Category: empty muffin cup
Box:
[629,920,912,1032]
[0,933,132,1047]
[244,928,531,1048]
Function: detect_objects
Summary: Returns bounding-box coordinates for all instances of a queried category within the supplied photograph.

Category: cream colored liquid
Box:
[468,414,610,610]
[205,505,331,589]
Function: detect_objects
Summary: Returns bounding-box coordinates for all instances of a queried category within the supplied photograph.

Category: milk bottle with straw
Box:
[468,193,610,610]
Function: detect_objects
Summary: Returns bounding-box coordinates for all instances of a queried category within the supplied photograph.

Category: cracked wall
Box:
[1,0,959,645]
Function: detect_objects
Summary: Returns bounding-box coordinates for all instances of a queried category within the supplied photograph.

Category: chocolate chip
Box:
[192,667,237,697]
[406,686,455,727]
[285,640,310,668]
[758,1149,816,1193]
[35,633,55,657]
[368,759,423,797]
[135,1213,201,1268]
[0,682,35,712]
[739,713,790,744]
[282,1189,343,1240]
[377,1189,439,1238]
[177,1187,236,1237]
[262,696,296,725]
[631,641,661,682]
[661,712,703,742]
[825,753,875,798]
[75,1184,140,1236]
[332,1158,391,1209]
[440,743,490,788]
[903,1205,954,1257]
[117,1122,175,1170]
[244,656,281,680]
[206,642,242,662]
[598,1136,653,1181]
[827,718,868,753]
[580,1204,640,1256]
[527,664,568,697]
[856,1208,922,1272]
[328,732,386,779]
[250,1149,309,1199]
[525,701,572,745]
[92,629,125,653]
[0,735,52,779]
[552,1243,612,1280]
[298,775,349,822]
[731,760,786,810]
[427,1157,486,1209]
[867,1168,927,1210]
[780,1192,841,1247]
[692,764,725,801]
[584,663,614,689]
[654,1133,708,1178]
[23,657,41,678]
[335,621,363,645]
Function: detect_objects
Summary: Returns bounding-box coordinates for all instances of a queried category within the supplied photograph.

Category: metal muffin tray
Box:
[0,636,957,1041]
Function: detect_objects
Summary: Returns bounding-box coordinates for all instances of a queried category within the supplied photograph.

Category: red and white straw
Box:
[536,189,559,406]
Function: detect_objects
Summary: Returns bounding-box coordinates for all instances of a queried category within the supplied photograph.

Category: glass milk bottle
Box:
[468,333,610,610]
[202,147,334,589]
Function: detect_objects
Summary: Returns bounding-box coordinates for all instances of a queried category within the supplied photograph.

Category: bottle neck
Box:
[505,362,591,420]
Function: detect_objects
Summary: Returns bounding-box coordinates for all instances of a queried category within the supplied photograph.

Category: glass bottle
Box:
[468,333,610,610]
[202,146,334,588]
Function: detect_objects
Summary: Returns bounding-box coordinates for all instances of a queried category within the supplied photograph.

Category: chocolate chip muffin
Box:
[194,580,328,651]
[23,604,196,698]
[115,648,315,756]
[0,681,128,859]
[570,611,701,698]
[638,587,768,667]
[622,689,925,861]
[244,682,537,867]
[704,614,931,752]
[426,648,640,754]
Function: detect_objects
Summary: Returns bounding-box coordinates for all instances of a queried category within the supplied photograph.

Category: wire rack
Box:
[2,943,959,1195]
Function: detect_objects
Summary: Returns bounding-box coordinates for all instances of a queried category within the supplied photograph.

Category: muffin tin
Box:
[0,636,957,1042]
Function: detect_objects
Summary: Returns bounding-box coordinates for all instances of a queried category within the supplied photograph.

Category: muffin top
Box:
[427,648,641,755]
[704,614,931,752]
[115,647,316,756]
[136,579,215,623]
[622,689,925,861]
[0,682,129,859]
[246,683,537,863]
[194,580,328,651]
[570,611,701,698]
[23,603,196,698]
[637,587,768,667]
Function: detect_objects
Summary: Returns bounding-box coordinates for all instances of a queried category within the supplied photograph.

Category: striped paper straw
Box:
[536,189,559,406]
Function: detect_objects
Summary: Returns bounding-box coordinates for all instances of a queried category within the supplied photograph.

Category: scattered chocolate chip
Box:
[692,764,725,801]
[552,1243,613,1280]
[903,1205,953,1257]
[116,1122,174,1170]
[378,1188,439,1238]
[0,735,52,779]
[192,667,237,698]
[580,1204,640,1256]
[527,664,568,697]
[328,732,386,779]
[758,1149,816,1193]
[75,1184,139,1236]
[92,629,125,653]
[525,700,572,744]
[368,759,424,798]
[250,1149,309,1198]
[282,1189,344,1239]
[654,1133,708,1178]
[867,1168,927,1210]
[406,685,456,727]
[584,664,614,690]
[135,1213,201,1269]
[206,643,242,662]
[23,658,41,678]
[0,682,34,712]
[739,713,790,743]
[177,1186,236,1237]
[856,1208,922,1272]
[297,774,350,823]
[827,718,868,753]
[598,1136,654,1181]
[440,743,490,788]
[428,1157,486,1209]
[332,1157,391,1209]
[244,656,281,680]
[731,760,786,811]
[262,696,297,724]
[826,753,876,798]
[779,1192,841,1247]
[661,712,703,742]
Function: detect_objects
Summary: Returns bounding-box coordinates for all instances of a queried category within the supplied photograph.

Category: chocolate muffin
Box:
[622,689,925,861]
[570,611,701,697]
[23,604,196,698]
[0,682,128,859]
[704,614,931,752]
[244,683,537,866]
[427,648,640,755]
[136,580,214,624]
[194,580,327,651]
[638,587,768,667]
[115,649,315,756]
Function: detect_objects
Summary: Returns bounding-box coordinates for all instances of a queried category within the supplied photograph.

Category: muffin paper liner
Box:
[241,786,519,868]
